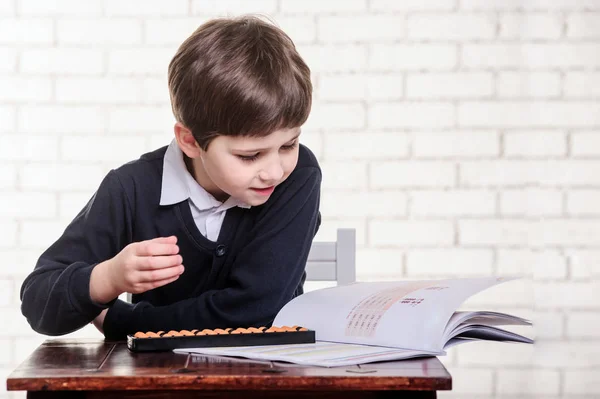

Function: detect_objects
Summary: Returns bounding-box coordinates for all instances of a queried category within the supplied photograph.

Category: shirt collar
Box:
[160,139,250,211]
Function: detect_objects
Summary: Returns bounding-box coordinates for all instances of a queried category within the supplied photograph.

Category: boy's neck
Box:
[183,153,229,203]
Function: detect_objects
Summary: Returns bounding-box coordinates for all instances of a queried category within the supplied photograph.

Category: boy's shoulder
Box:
[110,145,168,190]
[297,143,320,173]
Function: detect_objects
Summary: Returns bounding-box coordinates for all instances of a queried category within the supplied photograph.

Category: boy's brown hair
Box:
[168,15,312,150]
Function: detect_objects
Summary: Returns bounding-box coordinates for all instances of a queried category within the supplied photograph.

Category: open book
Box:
[176,277,533,367]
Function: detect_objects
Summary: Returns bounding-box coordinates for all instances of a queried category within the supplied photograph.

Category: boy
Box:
[20,16,321,340]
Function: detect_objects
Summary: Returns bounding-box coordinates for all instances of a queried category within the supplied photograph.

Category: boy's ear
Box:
[174,122,202,158]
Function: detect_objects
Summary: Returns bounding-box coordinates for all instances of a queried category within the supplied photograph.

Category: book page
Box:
[175,342,441,368]
[274,277,514,352]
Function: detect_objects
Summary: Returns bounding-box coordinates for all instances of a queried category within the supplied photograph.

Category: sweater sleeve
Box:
[103,167,321,340]
[20,171,131,336]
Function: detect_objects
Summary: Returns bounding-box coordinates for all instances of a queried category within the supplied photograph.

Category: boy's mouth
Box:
[250,186,275,196]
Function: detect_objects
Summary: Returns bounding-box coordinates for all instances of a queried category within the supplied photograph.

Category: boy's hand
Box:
[92,309,107,334]
[90,236,184,304]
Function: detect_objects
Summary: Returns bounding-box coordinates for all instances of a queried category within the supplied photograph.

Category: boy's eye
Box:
[237,153,259,162]
[281,141,298,151]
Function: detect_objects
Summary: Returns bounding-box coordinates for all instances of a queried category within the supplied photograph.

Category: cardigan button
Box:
[215,244,226,257]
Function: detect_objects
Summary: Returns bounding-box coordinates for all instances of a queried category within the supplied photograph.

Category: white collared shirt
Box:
[160,139,250,242]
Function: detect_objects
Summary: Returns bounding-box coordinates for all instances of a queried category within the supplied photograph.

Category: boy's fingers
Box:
[152,236,177,244]
[136,242,179,257]
[140,265,185,282]
[138,254,183,270]
[146,274,181,290]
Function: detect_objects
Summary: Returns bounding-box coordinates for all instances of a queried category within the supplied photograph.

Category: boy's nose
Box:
[259,160,284,183]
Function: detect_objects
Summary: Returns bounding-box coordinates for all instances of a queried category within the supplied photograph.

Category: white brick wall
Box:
[1,2,598,399]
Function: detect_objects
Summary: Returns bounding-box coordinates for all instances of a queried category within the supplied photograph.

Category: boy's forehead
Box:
[226,127,301,149]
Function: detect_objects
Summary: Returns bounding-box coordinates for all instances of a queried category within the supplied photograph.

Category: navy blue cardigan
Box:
[20,144,321,340]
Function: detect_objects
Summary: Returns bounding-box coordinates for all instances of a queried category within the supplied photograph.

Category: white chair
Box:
[305,228,356,285]
[125,228,356,303]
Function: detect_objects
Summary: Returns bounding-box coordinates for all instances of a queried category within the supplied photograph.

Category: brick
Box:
[538,220,600,246]
[446,368,493,394]
[0,77,52,102]
[0,106,16,133]
[280,0,367,13]
[320,161,367,189]
[568,250,600,280]
[56,78,140,104]
[567,13,600,38]
[456,340,534,366]
[0,250,40,277]
[18,0,102,16]
[21,48,103,75]
[504,130,565,157]
[572,132,600,156]
[19,106,105,134]
[407,72,493,99]
[0,18,53,44]
[321,191,407,218]
[20,221,70,249]
[107,106,175,134]
[370,103,454,128]
[500,188,562,217]
[407,14,495,40]
[314,218,367,247]
[319,74,404,101]
[413,132,498,158]
[461,0,600,9]
[0,279,12,306]
[304,103,365,130]
[297,44,367,72]
[463,44,600,68]
[0,164,16,189]
[500,13,563,39]
[318,15,402,42]
[532,311,564,339]
[356,249,404,279]
[460,102,600,127]
[144,18,207,45]
[0,192,57,219]
[406,249,493,277]
[62,136,147,163]
[370,0,455,11]
[0,221,17,248]
[370,220,454,246]
[534,281,600,309]
[0,338,11,365]
[461,160,600,187]
[532,341,600,368]
[275,16,317,44]
[0,47,17,72]
[148,133,176,153]
[371,161,455,188]
[370,44,456,71]
[567,190,600,215]
[323,132,409,160]
[565,72,600,98]
[0,1,15,15]
[567,313,600,338]
[497,72,561,98]
[298,132,322,160]
[57,19,142,45]
[410,190,495,217]
[108,49,174,75]
[21,164,105,191]
[191,0,277,14]
[498,249,567,279]
[141,78,169,104]
[459,220,531,246]
[58,193,92,219]
[497,369,560,395]
[565,371,600,395]
[3,307,43,336]
[105,0,188,16]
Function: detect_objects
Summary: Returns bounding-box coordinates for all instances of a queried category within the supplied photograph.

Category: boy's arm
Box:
[103,167,321,340]
[20,171,131,336]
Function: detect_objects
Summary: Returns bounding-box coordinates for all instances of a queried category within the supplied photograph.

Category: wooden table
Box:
[7,339,452,398]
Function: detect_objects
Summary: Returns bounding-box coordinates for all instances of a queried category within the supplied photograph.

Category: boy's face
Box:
[192,127,301,206]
